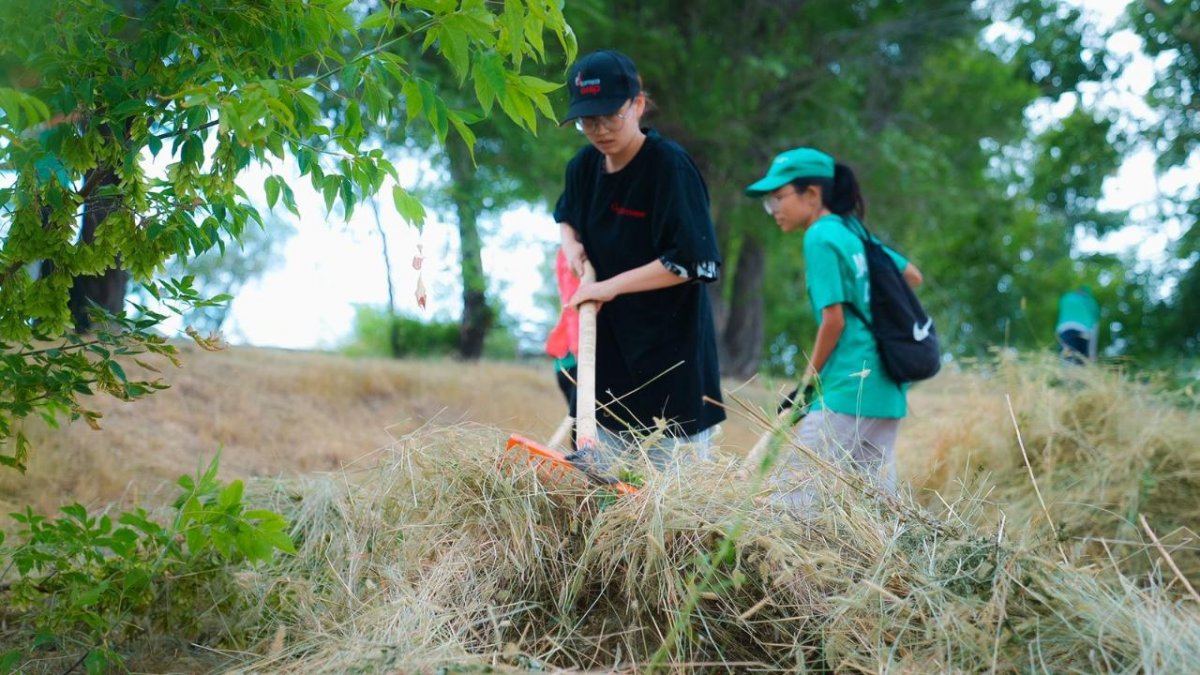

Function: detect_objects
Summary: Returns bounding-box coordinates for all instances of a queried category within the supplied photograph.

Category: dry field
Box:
[1,343,978,517]
[1,344,610,517]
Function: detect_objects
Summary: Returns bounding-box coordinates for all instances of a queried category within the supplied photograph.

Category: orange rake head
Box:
[504,434,638,496]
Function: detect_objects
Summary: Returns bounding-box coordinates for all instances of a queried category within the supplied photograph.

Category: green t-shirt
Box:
[554,352,577,371]
[803,215,909,419]
[1056,289,1100,336]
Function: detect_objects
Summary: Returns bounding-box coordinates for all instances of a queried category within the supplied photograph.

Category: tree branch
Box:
[75,167,112,204]
[153,119,218,141]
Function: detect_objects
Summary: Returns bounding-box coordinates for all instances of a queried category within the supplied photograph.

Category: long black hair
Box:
[789,162,866,220]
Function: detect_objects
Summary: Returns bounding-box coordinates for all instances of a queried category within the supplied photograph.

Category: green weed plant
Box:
[0,454,295,673]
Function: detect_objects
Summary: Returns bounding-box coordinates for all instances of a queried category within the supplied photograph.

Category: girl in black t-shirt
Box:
[553,49,725,471]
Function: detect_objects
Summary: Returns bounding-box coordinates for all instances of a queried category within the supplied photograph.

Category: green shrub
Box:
[339,304,521,359]
[339,305,459,358]
[0,454,295,673]
[482,316,520,359]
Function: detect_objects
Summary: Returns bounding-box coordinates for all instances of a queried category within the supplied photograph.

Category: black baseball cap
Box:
[561,49,641,124]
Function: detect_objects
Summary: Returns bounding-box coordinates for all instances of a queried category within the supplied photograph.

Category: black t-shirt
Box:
[553,129,725,436]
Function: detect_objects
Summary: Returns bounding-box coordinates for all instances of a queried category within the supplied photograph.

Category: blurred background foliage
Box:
[332,0,1196,374]
[509,0,1199,374]
[5,0,1197,375]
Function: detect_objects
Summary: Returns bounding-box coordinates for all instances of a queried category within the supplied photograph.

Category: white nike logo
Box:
[913,317,933,342]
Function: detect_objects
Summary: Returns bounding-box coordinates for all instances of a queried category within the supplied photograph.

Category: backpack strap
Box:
[838,213,873,242]
[837,215,873,330]
[843,299,871,330]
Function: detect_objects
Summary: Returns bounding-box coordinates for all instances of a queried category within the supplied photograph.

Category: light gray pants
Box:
[773,410,900,507]
[574,426,714,474]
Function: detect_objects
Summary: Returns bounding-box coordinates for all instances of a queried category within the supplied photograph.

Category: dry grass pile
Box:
[5,350,1200,671]
[911,355,1200,581]
[221,419,1200,673]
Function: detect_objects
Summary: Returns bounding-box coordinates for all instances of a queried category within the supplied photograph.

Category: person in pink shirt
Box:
[545,248,581,406]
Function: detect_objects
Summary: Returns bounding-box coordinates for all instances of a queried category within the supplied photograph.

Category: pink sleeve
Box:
[544,250,581,357]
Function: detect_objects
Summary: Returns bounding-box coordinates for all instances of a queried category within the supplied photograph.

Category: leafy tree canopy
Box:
[0,0,575,471]
[526,0,1139,372]
[1128,0,1200,352]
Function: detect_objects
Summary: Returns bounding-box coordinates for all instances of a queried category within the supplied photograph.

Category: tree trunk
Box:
[702,186,767,379]
[69,168,127,334]
[446,138,491,360]
[371,199,402,358]
[719,235,766,379]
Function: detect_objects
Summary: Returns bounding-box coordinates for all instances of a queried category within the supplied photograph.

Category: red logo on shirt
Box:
[610,202,647,218]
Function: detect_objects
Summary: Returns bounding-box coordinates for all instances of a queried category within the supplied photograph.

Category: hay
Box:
[221,399,1200,672]
[914,355,1200,582]
[7,356,1196,672]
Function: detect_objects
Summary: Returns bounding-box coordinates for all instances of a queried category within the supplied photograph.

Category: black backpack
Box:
[840,217,940,384]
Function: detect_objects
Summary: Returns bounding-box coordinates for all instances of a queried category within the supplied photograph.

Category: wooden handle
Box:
[575,261,599,446]
[745,430,774,470]
[547,415,574,452]
[745,409,798,470]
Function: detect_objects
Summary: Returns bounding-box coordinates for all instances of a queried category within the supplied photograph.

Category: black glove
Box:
[777,384,815,415]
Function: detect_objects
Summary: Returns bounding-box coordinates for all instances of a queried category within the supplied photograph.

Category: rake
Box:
[503,261,638,496]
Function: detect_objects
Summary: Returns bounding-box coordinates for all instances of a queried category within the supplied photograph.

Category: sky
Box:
[220,162,559,350]
[215,0,1194,351]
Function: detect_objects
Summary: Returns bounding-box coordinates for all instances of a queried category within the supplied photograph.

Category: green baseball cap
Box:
[745,147,835,196]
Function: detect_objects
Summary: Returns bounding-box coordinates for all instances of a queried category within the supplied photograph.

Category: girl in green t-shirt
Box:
[746,148,924,501]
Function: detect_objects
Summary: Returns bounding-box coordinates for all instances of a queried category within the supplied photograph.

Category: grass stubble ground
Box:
[1,346,1198,672]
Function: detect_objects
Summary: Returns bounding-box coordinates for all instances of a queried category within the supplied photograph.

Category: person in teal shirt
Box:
[746,147,924,499]
[1056,287,1100,364]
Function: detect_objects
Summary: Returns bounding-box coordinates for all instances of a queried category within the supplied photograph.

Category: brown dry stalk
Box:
[1006,394,1069,565]
[1139,514,1200,604]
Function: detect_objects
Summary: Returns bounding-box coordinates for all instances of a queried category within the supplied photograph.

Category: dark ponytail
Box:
[636,75,657,115]
[829,163,865,220]
[787,160,867,221]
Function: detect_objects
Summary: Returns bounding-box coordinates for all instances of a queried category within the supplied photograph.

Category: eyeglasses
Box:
[575,100,632,134]
[762,188,797,214]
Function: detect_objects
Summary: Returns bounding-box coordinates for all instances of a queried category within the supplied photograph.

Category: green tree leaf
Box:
[392,185,427,228]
